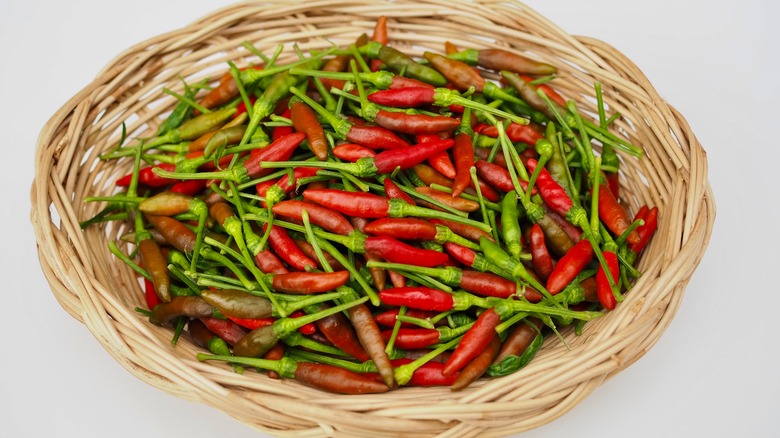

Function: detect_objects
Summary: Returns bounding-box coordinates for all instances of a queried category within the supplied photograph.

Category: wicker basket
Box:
[31,0,715,436]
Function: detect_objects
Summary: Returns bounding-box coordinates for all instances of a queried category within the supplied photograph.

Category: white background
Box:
[3,0,778,436]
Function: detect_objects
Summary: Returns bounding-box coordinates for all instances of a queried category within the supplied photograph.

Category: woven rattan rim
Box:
[31,1,715,436]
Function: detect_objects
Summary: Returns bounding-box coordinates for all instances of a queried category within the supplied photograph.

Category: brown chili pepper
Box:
[138,238,171,303]
[270,271,350,295]
[535,212,575,257]
[348,302,395,387]
[450,333,501,391]
[293,239,345,271]
[149,296,214,326]
[200,289,274,320]
[474,48,557,76]
[294,362,389,394]
[412,163,453,188]
[144,214,197,253]
[291,100,329,160]
[373,111,460,135]
[424,51,485,92]
[491,318,543,367]
[415,186,480,213]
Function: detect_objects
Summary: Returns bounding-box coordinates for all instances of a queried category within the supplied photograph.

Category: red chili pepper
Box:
[364,217,438,241]
[369,16,388,72]
[596,249,620,310]
[169,179,207,196]
[597,182,640,245]
[444,242,477,267]
[254,248,289,274]
[234,95,259,120]
[546,239,593,295]
[240,132,307,181]
[262,343,286,379]
[289,310,317,335]
[387,76,435,90]
[379,286,454,312]
[291,100,329,160]
[270,271,351,294]
[303,189,390,218]
[115,163,178,187]
[256,167,320,207]
[450,332,501,391]
[390,358,458,387]
[459,270,516,299]
[429,218,493,243]
[451,131,474,198]
[443,307,501,376]
[426,152,457,180]
[272,200,354,236]
[381,328,441,350]
[332,143,376,161]
[264,223,317,271]
[345,124,411,150]
[474,160,533,195]
[373,137,454,173]
[200,316,248,346]
[368,87,436,107]
[143,278,161,310]
[272,108,294,140]
[226,315,275,330]
[182,150,237,172]
[383,178,415,205]
[478,122,544,145]
[313,304,370,361]
[525,158,573,218]
[518,74,566,107]
[364,236,448,268]
[629,206,658,254]
[529,224,555,282]
[605,172,620,200]
[374,308,437,328]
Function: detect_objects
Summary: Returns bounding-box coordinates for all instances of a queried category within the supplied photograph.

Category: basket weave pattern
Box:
[31,1,715,436]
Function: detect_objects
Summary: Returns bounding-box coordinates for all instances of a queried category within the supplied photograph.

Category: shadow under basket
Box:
[31,1,715,436]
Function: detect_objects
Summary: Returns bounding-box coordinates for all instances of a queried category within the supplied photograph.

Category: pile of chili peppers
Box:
[84,17,658,394]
